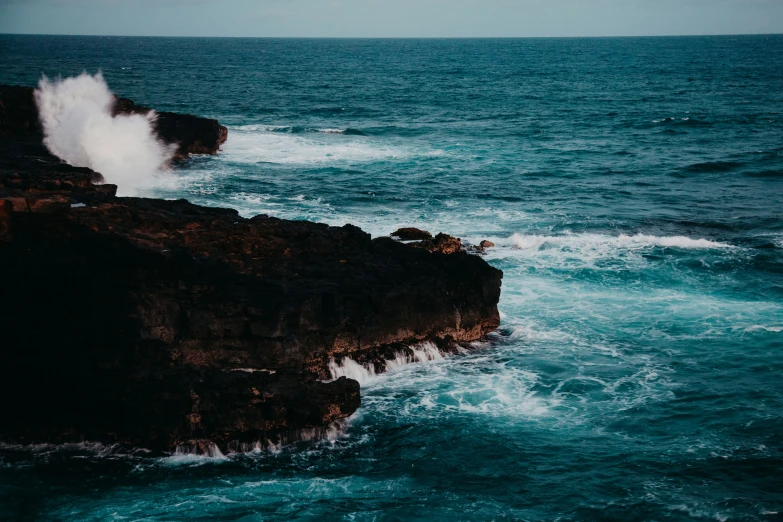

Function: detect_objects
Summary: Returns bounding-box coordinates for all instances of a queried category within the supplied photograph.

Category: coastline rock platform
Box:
[0,85,502,452]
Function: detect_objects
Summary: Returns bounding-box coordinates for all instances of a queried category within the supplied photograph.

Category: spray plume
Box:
[34,72,174,196]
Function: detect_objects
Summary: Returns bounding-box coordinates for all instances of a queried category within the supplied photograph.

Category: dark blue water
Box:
[1,35,783,521]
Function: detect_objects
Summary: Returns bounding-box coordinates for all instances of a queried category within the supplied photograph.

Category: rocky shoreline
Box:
[0,85,502,453]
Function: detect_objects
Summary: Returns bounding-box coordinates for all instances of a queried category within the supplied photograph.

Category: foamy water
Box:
[327,342,445,385]
[225,125,434,165]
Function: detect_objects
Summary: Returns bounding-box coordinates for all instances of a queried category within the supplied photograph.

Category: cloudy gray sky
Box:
[0,0,781,37]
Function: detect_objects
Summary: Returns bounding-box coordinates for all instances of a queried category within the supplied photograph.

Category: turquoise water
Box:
[1,35,783,521]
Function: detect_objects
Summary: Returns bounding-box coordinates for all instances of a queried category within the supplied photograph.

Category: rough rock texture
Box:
[0,84,502,452]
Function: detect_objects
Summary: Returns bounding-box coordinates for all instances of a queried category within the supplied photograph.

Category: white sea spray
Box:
[35,72,174,196]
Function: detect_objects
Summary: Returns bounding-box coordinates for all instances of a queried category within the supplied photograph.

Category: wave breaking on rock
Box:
[35,73,174,196]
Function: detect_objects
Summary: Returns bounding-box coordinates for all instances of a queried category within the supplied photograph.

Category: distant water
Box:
[1,35,782,521]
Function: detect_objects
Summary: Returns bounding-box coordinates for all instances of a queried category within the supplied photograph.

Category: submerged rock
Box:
[0,84,502,452]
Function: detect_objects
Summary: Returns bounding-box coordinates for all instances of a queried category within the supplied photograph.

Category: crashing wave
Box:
[165,442,229,465]
[34,72,174,196]
[164,420,351,463]
[327,341,445,385]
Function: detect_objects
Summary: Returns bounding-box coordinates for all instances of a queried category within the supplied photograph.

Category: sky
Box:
[0,0,781,38]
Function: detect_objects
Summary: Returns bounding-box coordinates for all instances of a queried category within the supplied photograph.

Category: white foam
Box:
[224,125,413,165]
[224,419,352,456]
[162,443,229,466]
[328,357,377,385]
[328,341,445,385]
[511,234,548,250]
[362,349,556,421]
[509,323,574,343]
[385,341,444,371]
[510,232,731,251]
[35,72,174,196]
[745,325,783,333]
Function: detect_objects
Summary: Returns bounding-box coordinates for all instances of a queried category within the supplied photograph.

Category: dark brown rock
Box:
[0,85,43,141]
[391,227,433,241]
[431,232,463,254]
[0,83,503,452]
[403,232,465,255]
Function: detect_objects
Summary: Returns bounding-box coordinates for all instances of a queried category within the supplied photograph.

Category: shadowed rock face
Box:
[0,84,502,452]
[114,97,228,159]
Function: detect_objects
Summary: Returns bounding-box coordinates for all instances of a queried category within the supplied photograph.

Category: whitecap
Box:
[510,232,731,251]
[744,325,783,333]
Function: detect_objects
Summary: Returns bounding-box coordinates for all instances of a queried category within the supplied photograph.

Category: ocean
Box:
[1,35,782,521]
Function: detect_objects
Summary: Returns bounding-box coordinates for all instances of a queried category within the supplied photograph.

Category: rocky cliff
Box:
[0,85,502,452]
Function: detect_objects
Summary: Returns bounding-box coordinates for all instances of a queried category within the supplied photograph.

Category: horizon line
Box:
[1,32,782,39]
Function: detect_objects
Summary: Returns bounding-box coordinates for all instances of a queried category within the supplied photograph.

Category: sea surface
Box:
[1,35,783,521]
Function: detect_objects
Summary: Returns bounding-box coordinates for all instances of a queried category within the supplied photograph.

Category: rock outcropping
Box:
[391,227,496,255]
[113,96,228,159]
[0,85,227,159]
[0,85,502,452]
